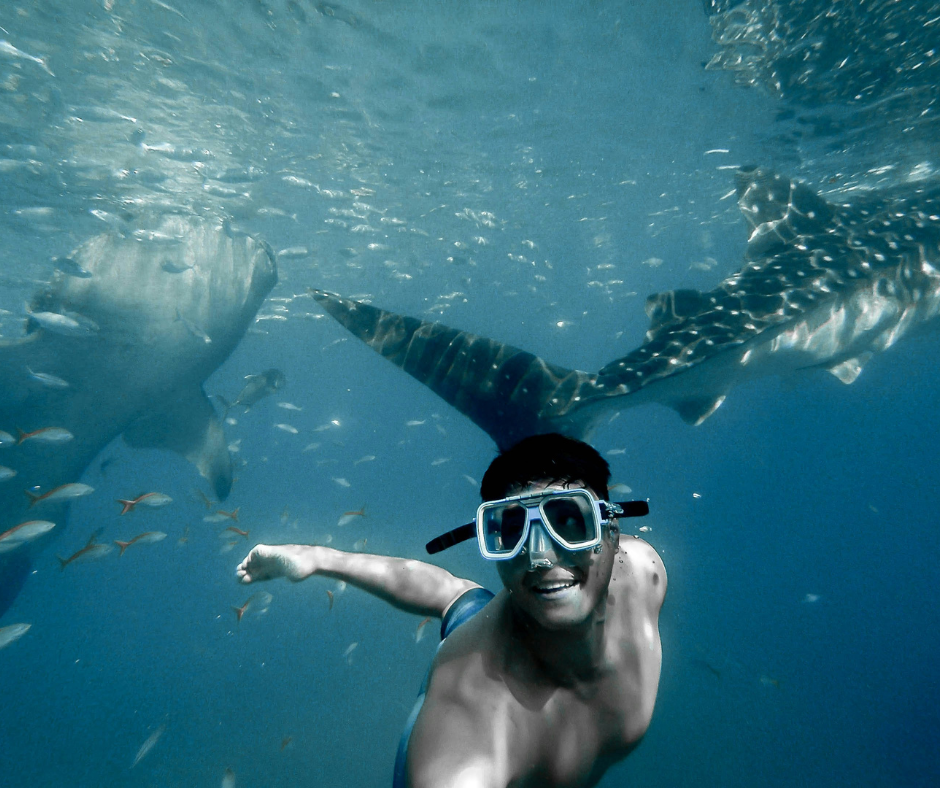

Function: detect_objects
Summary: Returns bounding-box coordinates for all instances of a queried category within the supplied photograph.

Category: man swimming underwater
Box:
[236,434,666,788]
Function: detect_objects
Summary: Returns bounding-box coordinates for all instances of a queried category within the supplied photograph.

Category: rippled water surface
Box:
[2,1,939,786]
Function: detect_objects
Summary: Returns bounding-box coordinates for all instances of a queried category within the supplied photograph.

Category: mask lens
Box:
[482,504,526,554]
[543,495,595,545]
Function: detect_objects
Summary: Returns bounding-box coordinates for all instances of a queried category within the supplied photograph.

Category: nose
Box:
[526,519,556,568]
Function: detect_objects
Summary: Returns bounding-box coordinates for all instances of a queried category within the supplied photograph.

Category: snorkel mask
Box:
[426,487,650,558]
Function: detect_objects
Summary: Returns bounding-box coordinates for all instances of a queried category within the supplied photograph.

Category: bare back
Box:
[407,537,666,788]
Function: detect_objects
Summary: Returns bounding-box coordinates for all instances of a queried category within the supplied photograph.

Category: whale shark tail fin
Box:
[309,290,599,449]
[123,385,233,500]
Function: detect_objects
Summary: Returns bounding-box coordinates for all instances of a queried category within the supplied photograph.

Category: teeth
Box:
[536,580,575,591]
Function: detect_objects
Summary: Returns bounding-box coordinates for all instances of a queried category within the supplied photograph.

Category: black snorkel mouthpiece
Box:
[425,500,650,555]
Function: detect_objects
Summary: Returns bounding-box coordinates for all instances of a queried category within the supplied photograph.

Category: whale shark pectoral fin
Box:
[310,290,595,449]
[0,552,32,621]
[673,394,727,426]
[825,353,873,385]
[123,385,233,500]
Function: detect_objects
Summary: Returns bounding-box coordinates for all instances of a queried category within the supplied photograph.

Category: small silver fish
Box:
[277,402,302,411]
[276,247,310,259]
[608,483,633,496]
[221,767,236,788]
[0,623,31,650]
[134,229,183,244]
[0,431,15,447]
[131,724,166,768]
[274,423,298,434]
[175,309,211,343]
[0,40,54,76]
[353,455,375,465]
[0,466,16,481]
[160,259,195,274]
[332,477,351,488]
[26,367,70,389]
[25,305,98,337]
[231,369,286,410]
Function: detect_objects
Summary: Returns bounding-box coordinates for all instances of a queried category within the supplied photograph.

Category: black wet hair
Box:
[480,433,611,502]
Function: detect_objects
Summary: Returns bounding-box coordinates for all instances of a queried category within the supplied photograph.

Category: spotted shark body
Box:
[313,167,940,449]
[0,216,276,618]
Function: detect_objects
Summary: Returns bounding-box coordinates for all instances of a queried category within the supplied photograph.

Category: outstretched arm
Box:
[236,544,481,618]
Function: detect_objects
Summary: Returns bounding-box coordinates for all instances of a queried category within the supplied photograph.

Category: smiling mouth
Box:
[531,578,579,596]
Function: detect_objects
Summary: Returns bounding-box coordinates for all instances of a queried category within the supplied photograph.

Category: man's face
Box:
[493,480,618,631]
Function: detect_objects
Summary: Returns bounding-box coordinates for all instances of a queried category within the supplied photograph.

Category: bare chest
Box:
[512,672,646,786]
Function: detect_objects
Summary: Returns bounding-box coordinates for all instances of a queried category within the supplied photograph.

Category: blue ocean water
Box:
[1,1,939,786]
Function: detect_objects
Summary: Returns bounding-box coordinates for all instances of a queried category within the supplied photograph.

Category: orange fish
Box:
[16,426,74,444]
[326,590,334,611]
[337,507,365,527]
[217,507,239,521]
[233,590,272,622]
[114,531,167,556]
[117,492,172,514]
[57,531,112,569]
[25,483,94,508]
[0,520,56,553]
[280,736,293,752]
[223,525,249,538]
[415,616,432,643]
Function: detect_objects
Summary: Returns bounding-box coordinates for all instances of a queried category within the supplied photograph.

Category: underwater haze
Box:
[2,1,939,786]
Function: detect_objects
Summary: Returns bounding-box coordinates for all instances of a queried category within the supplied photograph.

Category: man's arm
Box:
[236,544,480,618]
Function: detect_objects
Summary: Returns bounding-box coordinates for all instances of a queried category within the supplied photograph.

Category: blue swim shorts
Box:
[392,587,495,788]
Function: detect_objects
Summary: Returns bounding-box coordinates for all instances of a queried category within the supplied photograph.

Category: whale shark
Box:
[311,166,940,449]
[0,216,277,618]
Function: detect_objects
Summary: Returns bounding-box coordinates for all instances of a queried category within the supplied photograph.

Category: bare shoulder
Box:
[411,606,515,788]
[615,535,667,611]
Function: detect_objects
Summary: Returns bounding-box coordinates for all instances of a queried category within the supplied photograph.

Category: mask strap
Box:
[425,521,474,555]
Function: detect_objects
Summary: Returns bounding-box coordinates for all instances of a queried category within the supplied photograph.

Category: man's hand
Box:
[236,544,320,584]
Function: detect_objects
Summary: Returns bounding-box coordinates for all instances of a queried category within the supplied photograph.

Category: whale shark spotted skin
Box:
[0,216,276,618]
[312,167,940,449]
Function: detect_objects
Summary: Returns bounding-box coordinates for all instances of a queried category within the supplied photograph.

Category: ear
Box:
[607,522,620,550]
